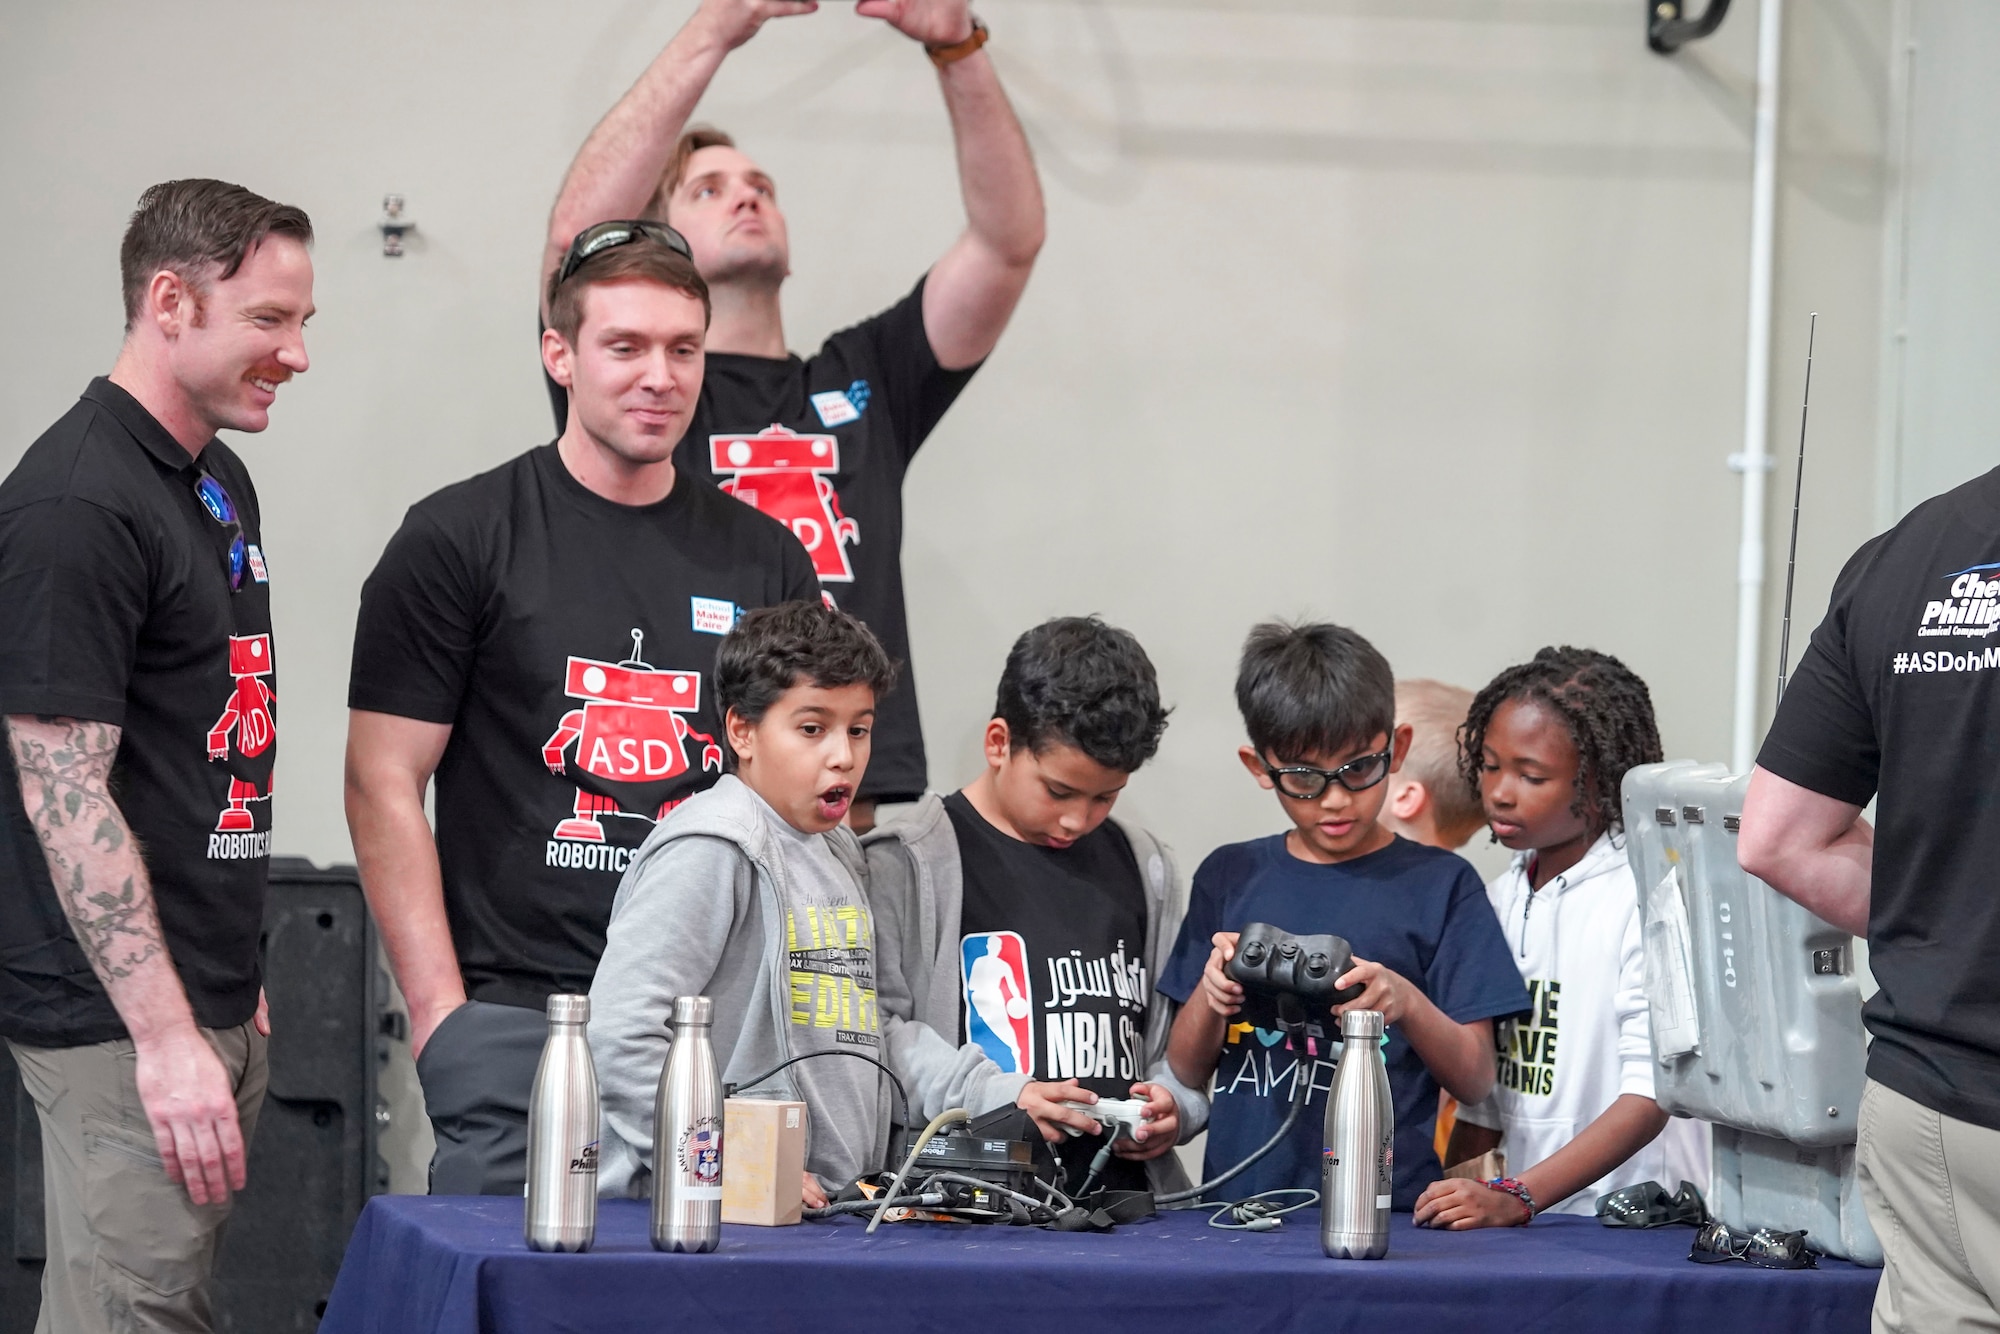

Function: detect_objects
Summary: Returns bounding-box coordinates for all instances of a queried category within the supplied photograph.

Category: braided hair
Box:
[1457,647,1663,838]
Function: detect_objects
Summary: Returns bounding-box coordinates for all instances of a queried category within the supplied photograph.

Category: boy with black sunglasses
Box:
[1162,621,1527,1206]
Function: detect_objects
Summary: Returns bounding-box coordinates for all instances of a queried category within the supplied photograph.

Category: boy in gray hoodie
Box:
[867,617,1207,1197]
[590,601,898,1209]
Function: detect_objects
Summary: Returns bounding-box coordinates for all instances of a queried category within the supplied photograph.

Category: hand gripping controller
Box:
[1058,1098,1150,1141]
[1225,922,1364,1012]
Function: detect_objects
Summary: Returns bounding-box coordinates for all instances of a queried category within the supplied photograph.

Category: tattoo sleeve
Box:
[6,715,170,989]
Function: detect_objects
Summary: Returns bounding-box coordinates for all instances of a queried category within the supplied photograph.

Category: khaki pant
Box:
[1858,1078,2000,1334]
[8,1024,268,1334]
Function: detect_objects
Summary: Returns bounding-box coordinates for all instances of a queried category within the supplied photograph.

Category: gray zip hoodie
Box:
[864,794,1207,1194]
[589,775,891,1199]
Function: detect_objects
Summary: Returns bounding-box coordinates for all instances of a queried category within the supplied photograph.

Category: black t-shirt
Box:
[546,278,977,800]
[1757,464,2000,1132]
[945,792,1151,1194]
[0,379,275,1045]
[349,445,818,1008]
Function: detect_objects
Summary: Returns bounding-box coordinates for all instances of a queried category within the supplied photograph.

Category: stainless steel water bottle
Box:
[525,993,599,1252]
[652,995,723,1253]
[1322,1008,1393,1259]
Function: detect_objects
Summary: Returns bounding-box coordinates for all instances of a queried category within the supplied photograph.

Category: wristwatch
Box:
[927,16,988,68]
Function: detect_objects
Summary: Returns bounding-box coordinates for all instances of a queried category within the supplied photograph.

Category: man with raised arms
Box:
[543,0,1045,830]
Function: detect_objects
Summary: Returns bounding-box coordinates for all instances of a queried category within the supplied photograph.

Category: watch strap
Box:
[927,17,989,68]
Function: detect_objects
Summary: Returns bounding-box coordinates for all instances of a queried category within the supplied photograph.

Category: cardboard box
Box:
[1442,1148,1506,1183]
[722,1098,806,1226]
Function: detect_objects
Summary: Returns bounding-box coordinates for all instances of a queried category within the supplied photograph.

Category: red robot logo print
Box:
[542,629,721,864]
[207,633,276,860]
[710,426,859,582]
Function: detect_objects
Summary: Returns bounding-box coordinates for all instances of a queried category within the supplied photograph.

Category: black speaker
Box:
[0,857,394,1330]
[214,858,393,1330]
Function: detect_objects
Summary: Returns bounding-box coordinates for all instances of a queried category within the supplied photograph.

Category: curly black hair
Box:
[994,616,1171,772]
[716,600,898,725]
[1457,646,1663,838]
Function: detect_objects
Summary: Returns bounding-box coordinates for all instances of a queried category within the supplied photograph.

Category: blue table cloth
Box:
[320,1196,1877,1334]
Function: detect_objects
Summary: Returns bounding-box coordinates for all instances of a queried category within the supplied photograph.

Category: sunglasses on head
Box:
[194,472,247,592]
[554,219,694,288]
[1263,744,1394,801]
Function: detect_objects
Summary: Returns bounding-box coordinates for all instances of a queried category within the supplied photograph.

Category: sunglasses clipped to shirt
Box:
[194,471,248,592]
[1263,746,1395,801]
[553,219,693,287]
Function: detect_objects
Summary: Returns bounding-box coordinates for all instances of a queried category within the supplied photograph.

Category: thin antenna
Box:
[1775,313,1817,704]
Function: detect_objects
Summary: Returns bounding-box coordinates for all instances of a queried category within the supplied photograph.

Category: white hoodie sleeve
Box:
[1615,905,1658,1101]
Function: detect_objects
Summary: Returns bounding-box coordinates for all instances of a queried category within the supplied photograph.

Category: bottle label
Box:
[677,1116,723,1189]
[570,1141,599,1176]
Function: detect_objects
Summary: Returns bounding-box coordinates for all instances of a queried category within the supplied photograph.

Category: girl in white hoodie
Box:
[1413,647,1708,1227]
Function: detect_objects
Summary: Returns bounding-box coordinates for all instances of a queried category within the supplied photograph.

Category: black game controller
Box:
[1225,922,1363,1010]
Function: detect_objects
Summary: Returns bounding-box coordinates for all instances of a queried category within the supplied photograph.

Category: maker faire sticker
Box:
[690,596,738,635]
[811,390,860,427]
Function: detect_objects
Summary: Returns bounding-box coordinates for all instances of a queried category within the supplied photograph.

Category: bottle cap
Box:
[671,995,713,1026]
[1340,1009,1384,1040]
[546,994,590,1024]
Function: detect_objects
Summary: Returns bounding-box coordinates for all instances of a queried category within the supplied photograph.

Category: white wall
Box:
[1874,0,2000,521]
[2,0,1904,1189]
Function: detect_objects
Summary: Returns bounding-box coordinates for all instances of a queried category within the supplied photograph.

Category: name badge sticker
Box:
[810,390,860,428]
[246,544,270,583]
[691,596,738,635]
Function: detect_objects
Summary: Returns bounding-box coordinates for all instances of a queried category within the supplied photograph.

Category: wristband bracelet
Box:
[927,17,988,68]
[1486,1177,1537,1224]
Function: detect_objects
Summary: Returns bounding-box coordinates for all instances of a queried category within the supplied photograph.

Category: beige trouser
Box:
[8,1023,268,1334]
[1858,1078,2000,1334]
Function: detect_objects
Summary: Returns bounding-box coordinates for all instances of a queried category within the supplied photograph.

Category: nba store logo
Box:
[961,931,1034,1075]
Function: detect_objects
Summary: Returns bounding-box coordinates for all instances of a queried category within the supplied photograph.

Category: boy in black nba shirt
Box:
[868,618,1206,1196]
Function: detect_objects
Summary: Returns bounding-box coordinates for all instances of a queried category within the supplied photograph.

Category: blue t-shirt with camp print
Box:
[1159,834,1527,1207]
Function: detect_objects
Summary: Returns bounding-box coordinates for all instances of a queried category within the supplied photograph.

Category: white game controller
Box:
[1059,1097,1150,1140]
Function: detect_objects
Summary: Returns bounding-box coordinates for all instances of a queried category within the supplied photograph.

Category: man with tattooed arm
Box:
[0,180,312,1334]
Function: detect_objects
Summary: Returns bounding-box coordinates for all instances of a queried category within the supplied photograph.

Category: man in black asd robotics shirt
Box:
[868,619,1208,1198]
[0,180,313,1334]
[541,0,1045,828]
[347,229,817,1195]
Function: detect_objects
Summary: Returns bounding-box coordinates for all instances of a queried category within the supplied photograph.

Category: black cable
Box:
[803,1193,942,1220]
[728,1050,910,1126]
[1155,1090,1309,1206]
[1157,1006,1316,1207]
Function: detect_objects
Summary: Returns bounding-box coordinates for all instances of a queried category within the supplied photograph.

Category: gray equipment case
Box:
[1621,761,1882,1265]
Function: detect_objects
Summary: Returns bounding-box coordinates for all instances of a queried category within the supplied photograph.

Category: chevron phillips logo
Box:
[1919,562,2000,639]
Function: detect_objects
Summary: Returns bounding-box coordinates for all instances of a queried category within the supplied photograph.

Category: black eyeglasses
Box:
[554,219,693,288]
[194,471,247,591]
[1264,747,1394,801]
